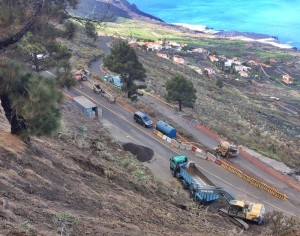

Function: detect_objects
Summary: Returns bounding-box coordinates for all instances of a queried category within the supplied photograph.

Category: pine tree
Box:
[0,0,101,138]
[0,61,62,137]
[85,22,98,41]
[103,40,146,98]
[165,75,197,111]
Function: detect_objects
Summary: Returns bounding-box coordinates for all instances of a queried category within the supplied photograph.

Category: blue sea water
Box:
[128,0,300,48]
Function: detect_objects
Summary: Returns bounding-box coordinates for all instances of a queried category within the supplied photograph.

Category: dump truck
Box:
[170,155,265,230]
[213,140,238,158]
[170,155,227,204]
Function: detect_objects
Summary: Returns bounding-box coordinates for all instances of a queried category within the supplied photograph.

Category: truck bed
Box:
[184,164,215,187]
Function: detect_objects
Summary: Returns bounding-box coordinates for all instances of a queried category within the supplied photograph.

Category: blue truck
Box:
[170,155,266,230]
[170,155,234,204]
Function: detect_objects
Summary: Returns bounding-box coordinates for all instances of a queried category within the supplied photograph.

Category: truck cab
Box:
[170,155,188,177]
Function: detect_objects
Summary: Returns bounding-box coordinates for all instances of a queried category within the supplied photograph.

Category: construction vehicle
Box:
[170,155,224,204]
[219,200,265,229]
[73,69,91,81]
[92,83,104,94]
[170,155,265,230]
[213,141,238,158]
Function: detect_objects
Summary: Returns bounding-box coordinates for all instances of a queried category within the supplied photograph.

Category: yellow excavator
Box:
[219,200,265,229]
[213,141,239,158]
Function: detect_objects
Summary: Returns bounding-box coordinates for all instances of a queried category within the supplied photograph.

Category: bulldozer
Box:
[218,200,265,229]
[213,140,238,158]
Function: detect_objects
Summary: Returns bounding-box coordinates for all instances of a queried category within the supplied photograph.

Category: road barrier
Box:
[152,128,288,200]
[185,144,193,151]
[180,143,187,150]
[219,160,288,200]
[195,151,207,160]
[171,139,180,148]
[206,153,217,162]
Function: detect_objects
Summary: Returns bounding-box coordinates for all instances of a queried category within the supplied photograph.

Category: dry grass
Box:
[135,47,300,167]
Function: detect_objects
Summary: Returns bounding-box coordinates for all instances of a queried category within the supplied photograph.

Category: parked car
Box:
[133,111,153,128]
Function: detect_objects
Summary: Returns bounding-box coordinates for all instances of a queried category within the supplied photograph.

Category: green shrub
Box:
[133,169,148,183]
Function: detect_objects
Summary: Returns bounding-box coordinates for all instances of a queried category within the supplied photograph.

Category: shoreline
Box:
[173,23,294,50]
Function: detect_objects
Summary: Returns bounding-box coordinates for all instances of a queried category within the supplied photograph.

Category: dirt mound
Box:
[122,142,154,162]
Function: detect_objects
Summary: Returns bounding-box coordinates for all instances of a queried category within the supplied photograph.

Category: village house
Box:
[219,55,227,60]
[282,74,293,84]
[188,65,202,74]
[204,67,215,74]
[173,56,185,64]
[156,53,169,59]
[248,60,260,66]
[192,48,206,53]
[209,55,219,62]
[169,42,181,47]
[234,60,242,65]
[225,59,234,67]
[235,65,250,72]
[145,42,163,51]
[239,71,249,77]
[194,68,202,74]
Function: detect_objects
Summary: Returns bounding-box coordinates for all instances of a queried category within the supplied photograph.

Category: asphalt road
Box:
[61,36,300,217]
[89,36,300,204]
[63,83,300,218]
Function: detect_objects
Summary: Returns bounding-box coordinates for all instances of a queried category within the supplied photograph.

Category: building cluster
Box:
[128,38,294,84]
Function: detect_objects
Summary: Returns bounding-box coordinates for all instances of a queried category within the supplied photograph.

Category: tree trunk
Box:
[0,21,34,51]
[178,100,182,111]
[0,94,27,135]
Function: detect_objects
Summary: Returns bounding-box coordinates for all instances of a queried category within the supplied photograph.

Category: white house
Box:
[146,42,163,51]
[235,65,250,72]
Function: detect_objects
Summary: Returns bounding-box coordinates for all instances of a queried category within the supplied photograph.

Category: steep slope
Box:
[70,0,163,23]
[0,101,235,235]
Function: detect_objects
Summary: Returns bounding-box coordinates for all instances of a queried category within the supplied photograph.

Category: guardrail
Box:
[219,160,288,200]
[151,129,288,200]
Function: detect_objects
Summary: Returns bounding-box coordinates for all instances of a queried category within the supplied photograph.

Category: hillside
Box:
[1,1,300,235]
[133,47,300,169]
[0,100,242,235]
[69,0,163,23]
[75,0,300,170]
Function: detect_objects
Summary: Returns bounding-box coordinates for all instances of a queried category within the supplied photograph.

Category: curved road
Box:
[66,36,300,217]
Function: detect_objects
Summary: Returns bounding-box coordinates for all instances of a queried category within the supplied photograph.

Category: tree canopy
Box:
[0,0,99,138]
[165,75,197,111]
[103,40,146,98]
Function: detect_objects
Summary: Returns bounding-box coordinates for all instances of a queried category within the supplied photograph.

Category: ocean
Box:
[128,0,300,48]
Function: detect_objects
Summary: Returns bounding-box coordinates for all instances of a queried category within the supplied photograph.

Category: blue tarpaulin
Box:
[112,76,123,88]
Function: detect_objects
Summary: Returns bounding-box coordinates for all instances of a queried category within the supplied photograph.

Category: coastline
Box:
[173,23,294,50]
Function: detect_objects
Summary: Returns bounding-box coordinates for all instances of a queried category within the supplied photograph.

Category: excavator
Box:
[213,140,238,158]
[170,155,265,230]
[218,200,265,230]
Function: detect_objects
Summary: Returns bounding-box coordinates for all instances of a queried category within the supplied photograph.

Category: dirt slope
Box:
[0,101,240,236]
